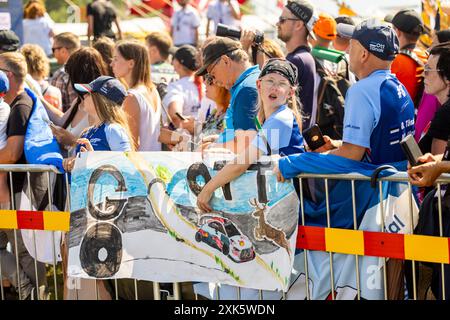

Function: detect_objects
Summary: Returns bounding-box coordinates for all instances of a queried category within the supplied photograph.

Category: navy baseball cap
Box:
[386,9,424,36]
[337,19,399,61]
[74,76,128,105]
[0,70,9,96]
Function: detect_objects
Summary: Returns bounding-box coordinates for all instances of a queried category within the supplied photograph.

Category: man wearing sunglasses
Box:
[50,32,81,112]
[277,0,317,129]
[196,37,260,150]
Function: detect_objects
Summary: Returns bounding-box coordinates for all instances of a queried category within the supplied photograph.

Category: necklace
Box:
[83,122,104,141]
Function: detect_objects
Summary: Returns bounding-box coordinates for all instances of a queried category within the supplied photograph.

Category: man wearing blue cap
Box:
[316,19,415,165]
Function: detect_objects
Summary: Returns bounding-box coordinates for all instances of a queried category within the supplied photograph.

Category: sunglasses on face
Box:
[278,16,300,24]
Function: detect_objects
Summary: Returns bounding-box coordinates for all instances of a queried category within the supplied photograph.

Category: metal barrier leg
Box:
[173,282,181,300]
[437,183,446,300]
[95,279,99,300]
[378,181,388,300]
[134,279,139,300]
[9,173,22,300]
[215,284,220,300]
[47,172,58,300]
[299,178,310,300]
[65,173,72,301]
[325,179,335,300]
[351,180,361,300]
[26,172,40,300]
[408,183,417,300]
[114,279,119,300]
[0,250,3,300]
[237,287,241,300]
[153,282,161,300]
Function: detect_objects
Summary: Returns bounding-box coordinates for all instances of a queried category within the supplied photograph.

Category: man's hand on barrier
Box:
[408,160,443,187]
[313,135,340,153]
[273,162,285,183]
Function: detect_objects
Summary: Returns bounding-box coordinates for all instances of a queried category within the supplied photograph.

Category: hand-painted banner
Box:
[67,152,299,292]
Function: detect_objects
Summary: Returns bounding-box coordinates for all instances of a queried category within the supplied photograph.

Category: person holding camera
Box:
[196,37,260,152]
[277,0,317,129]
[239,28,285,69]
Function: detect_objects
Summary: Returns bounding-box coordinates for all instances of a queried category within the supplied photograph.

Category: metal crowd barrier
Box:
[296,171,450,301]
[1,165,449,300]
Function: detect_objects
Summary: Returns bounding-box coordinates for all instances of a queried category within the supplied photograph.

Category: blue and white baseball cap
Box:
[0,70,9,97]
[337,19,399,61]
[74,76,128,105]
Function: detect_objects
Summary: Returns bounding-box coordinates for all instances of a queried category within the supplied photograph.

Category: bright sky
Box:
[255,0,422,18]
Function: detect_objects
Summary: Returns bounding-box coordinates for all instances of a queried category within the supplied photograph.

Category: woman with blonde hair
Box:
[21,44,62,109]
[23,0,55,57]
[197,58,304,212]
[111,40,162,151]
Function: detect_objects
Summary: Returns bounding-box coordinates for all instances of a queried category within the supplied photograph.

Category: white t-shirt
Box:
[23,16,54,56]
[25,74,43,96]
[0,100,10,149]
[162,76,201,120]
[207,0,241,32]
[171,5,201,46]
[128,87,162,152]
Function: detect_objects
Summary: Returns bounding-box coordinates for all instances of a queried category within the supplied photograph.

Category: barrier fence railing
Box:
[0,165,449,300]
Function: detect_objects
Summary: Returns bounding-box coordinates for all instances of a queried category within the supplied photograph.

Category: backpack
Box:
[314,56,351,140]
[398,47,428,109]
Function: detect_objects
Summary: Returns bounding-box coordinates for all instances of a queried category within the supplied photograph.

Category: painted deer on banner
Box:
[250,198,291,257]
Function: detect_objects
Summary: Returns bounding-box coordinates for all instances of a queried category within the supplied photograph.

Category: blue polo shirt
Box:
[217,65,260,143]
[75,122,132,153]
[252,105,304,156]
[343,69,415,164]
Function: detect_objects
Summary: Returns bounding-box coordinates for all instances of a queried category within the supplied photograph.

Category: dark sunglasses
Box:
[278,16,300,24]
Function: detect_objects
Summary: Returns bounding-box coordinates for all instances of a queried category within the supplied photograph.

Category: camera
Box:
[216,23,264,46]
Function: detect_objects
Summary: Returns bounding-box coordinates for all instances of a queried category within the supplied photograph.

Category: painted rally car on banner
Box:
[195,217,256,263]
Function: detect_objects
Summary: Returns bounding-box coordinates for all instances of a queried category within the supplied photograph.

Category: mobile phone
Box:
[175,112,186,121]
[302,124,326,151]
[400,134,423,167]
